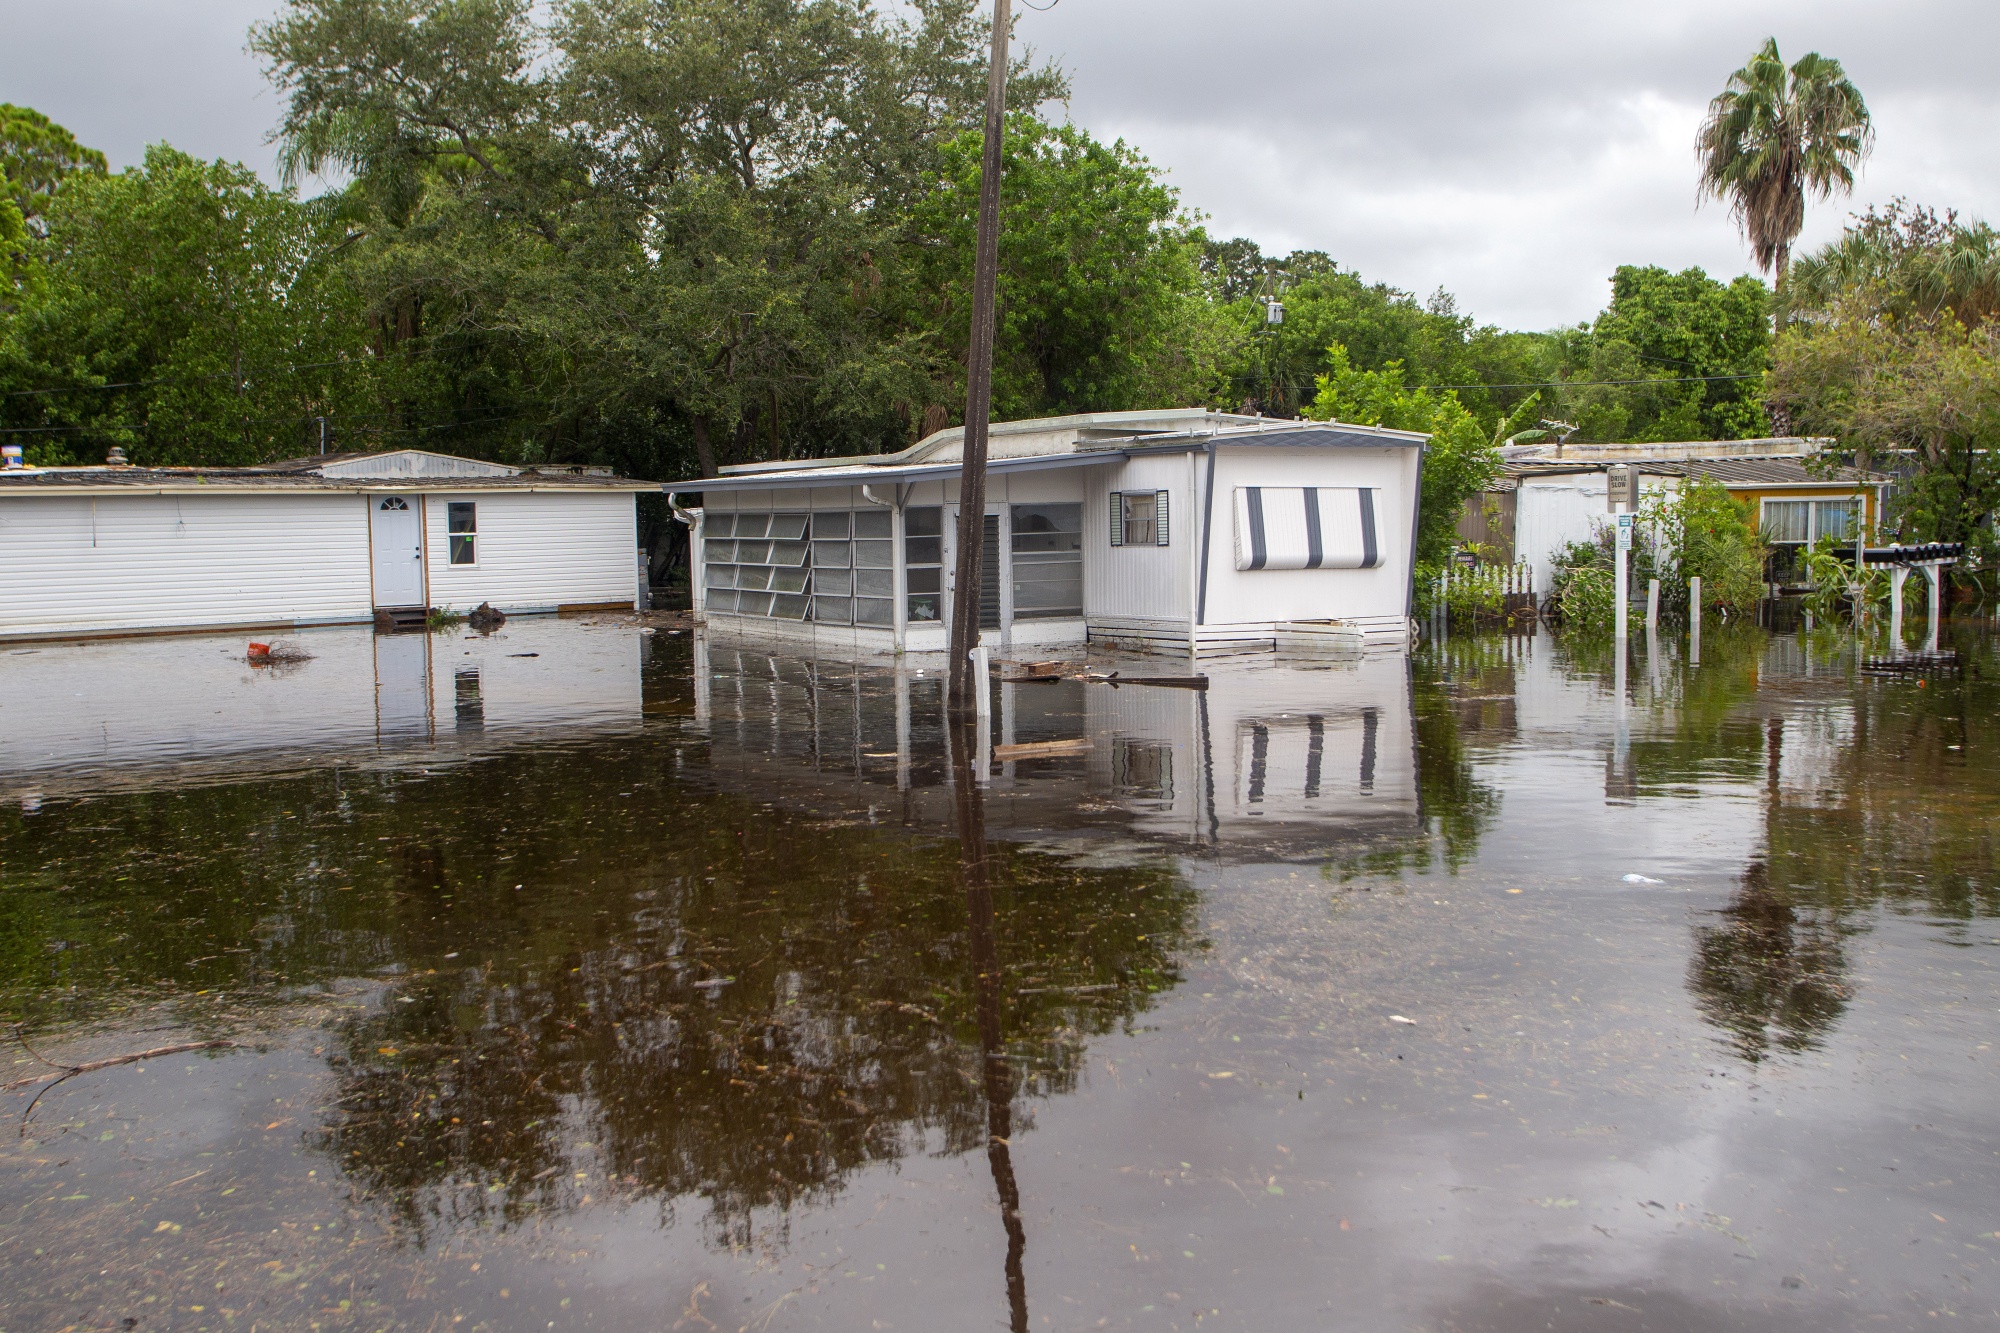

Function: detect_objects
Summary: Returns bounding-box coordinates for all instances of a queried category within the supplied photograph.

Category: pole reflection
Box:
[950,707,1029,1333]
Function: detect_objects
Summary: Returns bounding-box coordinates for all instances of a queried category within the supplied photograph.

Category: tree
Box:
[1787,199,2000,329]
[1301,343,1499,573]
[1771,203,2000,569]
[0,104,108,227]
[1696,38,1872,322]
[1212,249,1497,424]
[252,0,1067,480]
[912,116,1230,420]
[1771,315,2000,565]
[1,145,378,465]
[1557,265,1771,441]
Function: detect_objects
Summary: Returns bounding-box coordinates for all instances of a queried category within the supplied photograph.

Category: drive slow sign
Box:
[1606,464,1637,511]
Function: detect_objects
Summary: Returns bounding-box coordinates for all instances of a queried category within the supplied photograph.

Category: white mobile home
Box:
[0,449,653,642]
[675,410,1425,658]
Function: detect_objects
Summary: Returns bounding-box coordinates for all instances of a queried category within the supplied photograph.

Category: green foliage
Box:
[0,104,108,224]
[914,116,1230,419]
[1788,200,2000,329]
[249,0,1073,480]
[1695,37,1872,293]
[1302,343,1499,573]
[1556,266,1772,441]
[0,145,379,465]
[1772,294,2000,568]
[1552,478,1765,630]
[1638,476,1768,616]
[1210,246,1514,427]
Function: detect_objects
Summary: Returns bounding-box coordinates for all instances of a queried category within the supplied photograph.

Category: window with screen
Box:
[1815,499,1858,542]
[904,506,943,622]
[447,502,477,564]
[1011,503,1082,618]
[704,510,895,625]
[1762,498,1861,545]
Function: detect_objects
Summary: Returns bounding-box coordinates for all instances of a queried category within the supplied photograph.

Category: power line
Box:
[1426,373,1763,391]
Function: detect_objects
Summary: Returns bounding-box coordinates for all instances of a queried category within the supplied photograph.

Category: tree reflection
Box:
[1688,857,1854,1062]
[292,746,1194,1247]
[0,733,1194,1250]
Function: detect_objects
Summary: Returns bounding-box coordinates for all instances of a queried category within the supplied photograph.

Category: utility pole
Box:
[947,0,1011,718]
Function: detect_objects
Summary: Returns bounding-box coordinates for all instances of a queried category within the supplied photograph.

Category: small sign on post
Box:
[1607,464,1636,511]
[1615,512,1634,550]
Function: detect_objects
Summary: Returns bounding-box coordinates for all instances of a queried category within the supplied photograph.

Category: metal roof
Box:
[671,449,1126,495]
[0,466,655,495]
[1498,456,1886,489]
[676,421,1425,495]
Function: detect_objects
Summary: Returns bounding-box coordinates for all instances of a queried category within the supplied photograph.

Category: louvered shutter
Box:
[1108,491,1124,546]
[1155,491,1170,546]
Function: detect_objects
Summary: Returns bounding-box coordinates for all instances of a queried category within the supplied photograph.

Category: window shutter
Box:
[1108,491,1124,546]
[1155,491,1170,546]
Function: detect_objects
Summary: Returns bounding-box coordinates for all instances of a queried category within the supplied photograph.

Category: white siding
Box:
[423,491,637,612]
[1514,474,1674,596]
[1195,446,1418,631]
[1086,453,1192,624]
[0,492,372,638]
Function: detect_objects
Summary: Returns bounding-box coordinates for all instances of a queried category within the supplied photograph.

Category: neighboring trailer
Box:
[0,449,653,642]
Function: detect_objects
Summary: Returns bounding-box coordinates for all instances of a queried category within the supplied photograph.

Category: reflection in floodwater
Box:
[950,708,1030,1332]
[4,619,2000,1330]
[0,618,641,802]
[1690,859,1854,1062]
[690,637,1421,861]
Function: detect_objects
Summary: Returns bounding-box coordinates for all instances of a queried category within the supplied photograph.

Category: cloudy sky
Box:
[4,0,1996,330]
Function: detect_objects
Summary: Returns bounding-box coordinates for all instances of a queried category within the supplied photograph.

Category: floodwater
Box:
[2,616,1996,1331]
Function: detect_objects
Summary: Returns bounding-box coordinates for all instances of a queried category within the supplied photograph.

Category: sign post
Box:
[1608,465,1636,651]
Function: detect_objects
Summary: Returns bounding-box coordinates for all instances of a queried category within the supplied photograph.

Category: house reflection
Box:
[0,619,642,802]
[688,634,1421,861]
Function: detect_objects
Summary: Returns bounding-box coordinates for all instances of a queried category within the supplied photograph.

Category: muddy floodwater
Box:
[2,617,1997,1331]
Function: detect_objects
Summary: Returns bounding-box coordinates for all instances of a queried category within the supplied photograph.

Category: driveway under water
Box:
[1,618,1996,1331]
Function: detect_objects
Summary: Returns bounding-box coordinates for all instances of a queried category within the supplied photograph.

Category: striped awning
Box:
[1233,486,1381,571]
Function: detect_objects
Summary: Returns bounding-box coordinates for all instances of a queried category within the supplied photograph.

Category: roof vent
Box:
[105,445,130,467]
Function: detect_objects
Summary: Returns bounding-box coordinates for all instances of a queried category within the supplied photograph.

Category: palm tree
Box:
[1696,38,1873,327]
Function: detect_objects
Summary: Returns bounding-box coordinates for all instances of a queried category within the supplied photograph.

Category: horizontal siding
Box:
[423,492,636,612]
[0,493,372,635]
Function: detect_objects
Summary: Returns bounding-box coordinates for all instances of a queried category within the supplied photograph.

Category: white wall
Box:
[0,492,372,638]
[1195,445,1419,629]
[422,490,637,613]
[1085,452,1194,626]
[1514,474,1674,596]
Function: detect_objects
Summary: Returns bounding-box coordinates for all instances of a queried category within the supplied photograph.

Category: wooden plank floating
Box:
[993,738,1093,761]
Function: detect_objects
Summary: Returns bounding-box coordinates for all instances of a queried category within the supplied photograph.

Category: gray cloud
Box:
[4,0,1996,329]
[1025,0,2000,326]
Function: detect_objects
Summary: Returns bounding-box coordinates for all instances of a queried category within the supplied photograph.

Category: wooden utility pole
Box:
[947,0,1011,717]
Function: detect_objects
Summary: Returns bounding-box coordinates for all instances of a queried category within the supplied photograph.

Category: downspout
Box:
[862,484,905,652]
[668,490,704,619]
[1186,450,1200,660]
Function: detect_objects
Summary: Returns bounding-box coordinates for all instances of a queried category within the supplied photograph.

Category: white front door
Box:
[370,495,426,607]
